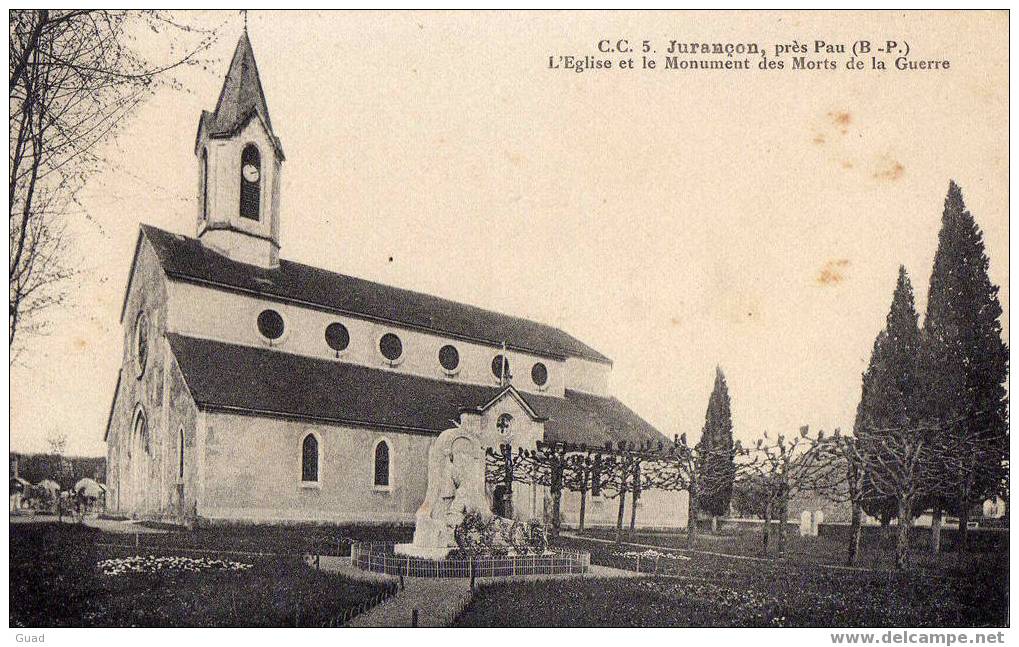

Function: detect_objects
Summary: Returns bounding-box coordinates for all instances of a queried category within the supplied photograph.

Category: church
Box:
[104,31,685,528]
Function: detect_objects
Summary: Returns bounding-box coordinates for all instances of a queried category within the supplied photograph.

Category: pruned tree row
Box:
[485,431,746,546]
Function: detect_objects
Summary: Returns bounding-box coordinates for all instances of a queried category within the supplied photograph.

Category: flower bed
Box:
[98,555,253,576]
[617,549,690,561]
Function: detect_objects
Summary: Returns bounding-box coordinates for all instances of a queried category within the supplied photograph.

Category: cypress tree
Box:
[855,268,923,526]
[696,367,736,522]
[855,266,924,568]
[856,330,899,526]
[921,181,1008,549]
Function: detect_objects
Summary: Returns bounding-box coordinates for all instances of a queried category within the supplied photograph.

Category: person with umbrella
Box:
[73,478,105,517]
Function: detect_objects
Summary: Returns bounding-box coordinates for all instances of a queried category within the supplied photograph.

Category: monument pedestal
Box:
[394,542,452,560]
[395,516,456,558]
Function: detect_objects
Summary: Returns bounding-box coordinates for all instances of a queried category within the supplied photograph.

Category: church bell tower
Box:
[195,30,284,268]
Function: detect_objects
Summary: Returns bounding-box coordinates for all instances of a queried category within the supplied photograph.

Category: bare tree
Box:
[850,418,1001,570]
[647,433,749,549]
[513,442,574,538]
[485,440,600,537]
[808,431,868,565]
[45,428,66,456]
[923,414,1007,560]
[485,443,529,519]
[483,434,755,549]
[812,413,1006,570]
[562,448,608,532]
[43,428,72,489]
[9,10,222,359]
[740,427,838,559]
[805,429,897,566]
[597,446,635,545]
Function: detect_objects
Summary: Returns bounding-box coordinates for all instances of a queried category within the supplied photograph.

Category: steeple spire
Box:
[212,30,275,136]
[193,26,285,269]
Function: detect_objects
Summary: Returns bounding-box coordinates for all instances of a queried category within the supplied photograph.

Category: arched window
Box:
[178,428,185,480]
[201,148,209,221]
[132,407,149,456]
[374,439,391,488]
[301,433,319,483]
[134,311,149,377]
[126,406,149,511]
[240,144,261,221]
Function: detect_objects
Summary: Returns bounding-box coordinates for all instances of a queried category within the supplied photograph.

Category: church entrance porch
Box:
[119,408,153,516]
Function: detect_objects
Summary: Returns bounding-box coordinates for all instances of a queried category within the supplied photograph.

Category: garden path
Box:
[347,577,472,627]
[319,557,638,627]
[80,517,169,534]
[9,513,169,533]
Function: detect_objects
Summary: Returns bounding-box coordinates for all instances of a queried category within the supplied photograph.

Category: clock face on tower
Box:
[242,164,260,183]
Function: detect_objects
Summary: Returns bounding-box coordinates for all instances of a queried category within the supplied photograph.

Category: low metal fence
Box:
[350,542,590,578]
[441,587,475,626]
[327,580,399,627]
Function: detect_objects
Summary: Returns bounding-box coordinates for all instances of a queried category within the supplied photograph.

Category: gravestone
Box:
[811,510,824,536]
[799,510,812,537]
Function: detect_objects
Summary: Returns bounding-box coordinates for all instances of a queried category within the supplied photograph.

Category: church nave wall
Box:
[564,356,611,396]
[167,280,570,397]
[196,412,432,525]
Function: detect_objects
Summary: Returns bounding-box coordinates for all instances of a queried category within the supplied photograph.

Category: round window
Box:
[325,322,350,352]
[257,309,285,340]
[497,413,513,435]
[134,312,149,376]
[492,354,510,380]
[379,333,403,362]
[439,345,460,372]
[531,362,548,387]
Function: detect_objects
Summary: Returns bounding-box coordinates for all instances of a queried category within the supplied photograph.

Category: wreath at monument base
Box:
[453,510,548,557]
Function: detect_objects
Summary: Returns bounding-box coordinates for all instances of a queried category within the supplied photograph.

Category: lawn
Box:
[454,570,1006,628]
[452,533,1008,627]
[10,522,391,627]
[570,525,1006,575]
[106,518,414,557]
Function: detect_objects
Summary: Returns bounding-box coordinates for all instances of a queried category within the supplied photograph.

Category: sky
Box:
[9,10,1008,457]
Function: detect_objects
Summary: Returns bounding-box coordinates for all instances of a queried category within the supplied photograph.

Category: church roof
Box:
[140,224,611,364]
[166,334,663,446]
[198,30,284,158]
